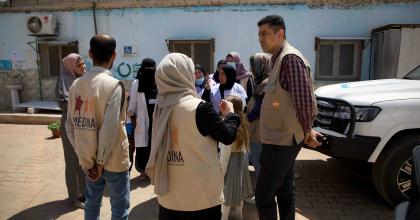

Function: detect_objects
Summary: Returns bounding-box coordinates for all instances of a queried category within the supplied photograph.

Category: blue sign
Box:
[124,46,132,55]
[0,60,12,71]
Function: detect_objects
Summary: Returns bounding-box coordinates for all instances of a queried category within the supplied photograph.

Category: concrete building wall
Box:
[0,3,419,110]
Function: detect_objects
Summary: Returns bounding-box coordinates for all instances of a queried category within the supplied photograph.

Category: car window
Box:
[403,65,420,80]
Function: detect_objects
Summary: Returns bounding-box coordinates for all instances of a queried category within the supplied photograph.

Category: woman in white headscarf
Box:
[146,53,240,219]
[55,53,86,209]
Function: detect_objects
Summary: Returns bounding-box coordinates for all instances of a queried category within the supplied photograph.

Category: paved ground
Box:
[0,124,393,220]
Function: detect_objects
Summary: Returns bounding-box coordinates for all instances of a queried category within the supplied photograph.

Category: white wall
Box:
[1,3,420,81]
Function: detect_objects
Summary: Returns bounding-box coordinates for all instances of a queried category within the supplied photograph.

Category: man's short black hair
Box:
[257,15,286,33]
[90,34,116,64]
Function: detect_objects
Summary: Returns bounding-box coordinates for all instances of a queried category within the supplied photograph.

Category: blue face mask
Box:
[195,77,205,86]
[227,62,237,70]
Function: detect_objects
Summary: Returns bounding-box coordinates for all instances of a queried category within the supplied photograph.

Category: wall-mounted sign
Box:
[12,60,26,70]
[0,60,12,71]
[122,45,138,56]
[11,51,20,61]
[113,62,141,79]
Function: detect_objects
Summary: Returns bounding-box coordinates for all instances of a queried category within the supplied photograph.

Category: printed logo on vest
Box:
[271,102,280,109]
[73,94,96,129]
[167,150,185,166]
[168,126,185,166]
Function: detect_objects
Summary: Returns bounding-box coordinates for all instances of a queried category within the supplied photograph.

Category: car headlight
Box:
[332,105,381,122]
[354,106,382,122]
[333,106,351,119]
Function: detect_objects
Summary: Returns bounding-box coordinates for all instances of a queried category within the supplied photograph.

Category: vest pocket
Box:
[261,99,284,130]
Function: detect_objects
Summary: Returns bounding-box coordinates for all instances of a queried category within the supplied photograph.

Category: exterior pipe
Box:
[92,1,98,35]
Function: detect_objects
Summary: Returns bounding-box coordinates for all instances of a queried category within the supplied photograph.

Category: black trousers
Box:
[255,142,302,220]
[158,204,221,220]
[135,146,151,172]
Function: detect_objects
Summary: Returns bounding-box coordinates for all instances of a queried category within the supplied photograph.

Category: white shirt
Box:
[127,79,149,148]
[210,83,247,113]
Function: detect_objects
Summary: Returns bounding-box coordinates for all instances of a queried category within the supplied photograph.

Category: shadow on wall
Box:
[8,199,77,220]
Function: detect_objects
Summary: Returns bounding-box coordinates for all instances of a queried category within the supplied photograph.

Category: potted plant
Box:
[48,121,61,138]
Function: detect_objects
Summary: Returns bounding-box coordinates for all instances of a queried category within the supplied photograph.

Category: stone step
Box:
[0,112,61,125]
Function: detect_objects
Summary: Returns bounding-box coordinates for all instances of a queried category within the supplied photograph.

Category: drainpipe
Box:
[369,30,376,80]
[27,41,43,101]
[92,1,98,35]
[36,42,43,100]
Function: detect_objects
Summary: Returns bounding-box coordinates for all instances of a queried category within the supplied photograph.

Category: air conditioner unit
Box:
[27,14,58,36]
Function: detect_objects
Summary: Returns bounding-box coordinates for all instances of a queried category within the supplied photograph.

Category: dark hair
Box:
[220,64,237,90]
[89,34,116,65]
[217,59,227,67]
[195,64,207,76]
[257,15,286,35]
[213,59,227,83]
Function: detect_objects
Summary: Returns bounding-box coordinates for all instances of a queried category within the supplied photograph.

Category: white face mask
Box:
[195,77,205,86]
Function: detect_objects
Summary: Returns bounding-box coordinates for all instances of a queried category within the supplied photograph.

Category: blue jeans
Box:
[250,140,262,178]
[85,170,130,220]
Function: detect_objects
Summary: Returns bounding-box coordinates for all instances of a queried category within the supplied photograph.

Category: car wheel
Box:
[372,134,420,205]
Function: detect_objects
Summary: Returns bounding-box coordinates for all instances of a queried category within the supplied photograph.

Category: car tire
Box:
[372,134,420,206]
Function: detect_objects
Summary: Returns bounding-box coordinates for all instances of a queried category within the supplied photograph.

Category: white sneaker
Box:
[245,196,256,205]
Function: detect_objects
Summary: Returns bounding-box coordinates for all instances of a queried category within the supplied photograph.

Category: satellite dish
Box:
[27,16,42,34]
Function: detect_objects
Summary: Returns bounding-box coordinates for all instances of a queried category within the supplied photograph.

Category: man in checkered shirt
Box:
[255,15,322,220]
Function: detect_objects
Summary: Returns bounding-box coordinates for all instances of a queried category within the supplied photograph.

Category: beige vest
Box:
[158,98,224,211]
[260,41,316,146]
[68,67,130,172]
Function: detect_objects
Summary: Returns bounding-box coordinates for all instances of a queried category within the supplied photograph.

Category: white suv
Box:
[312,65,420,205]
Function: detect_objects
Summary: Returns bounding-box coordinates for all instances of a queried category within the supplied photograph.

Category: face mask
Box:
[195,77,205,86]
[227,62,237,70]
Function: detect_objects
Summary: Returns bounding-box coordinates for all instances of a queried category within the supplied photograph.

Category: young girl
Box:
[220,95,253,220]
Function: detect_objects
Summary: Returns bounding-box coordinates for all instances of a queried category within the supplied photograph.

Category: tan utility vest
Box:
[260,41,316,146]
[68,67,130,172]
[158,98,224,211]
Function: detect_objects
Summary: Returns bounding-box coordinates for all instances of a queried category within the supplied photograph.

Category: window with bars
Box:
[315,40,362,81]
[39,42,78,78]
[168,39,214,74]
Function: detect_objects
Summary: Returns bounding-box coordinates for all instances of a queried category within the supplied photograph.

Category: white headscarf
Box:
[145,53,200,195]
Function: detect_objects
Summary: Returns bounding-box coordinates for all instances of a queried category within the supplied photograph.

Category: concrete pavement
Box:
[0,124,393,219]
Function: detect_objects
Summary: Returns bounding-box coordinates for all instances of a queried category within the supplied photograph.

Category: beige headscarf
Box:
[56,53,83,111]
[250,53,272,96]
[145,53,200,196]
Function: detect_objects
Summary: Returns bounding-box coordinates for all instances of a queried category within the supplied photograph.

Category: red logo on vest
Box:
[74,94,84,115]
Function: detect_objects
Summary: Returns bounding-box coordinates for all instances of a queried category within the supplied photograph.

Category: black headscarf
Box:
[137,58,157,96]
[219,64,237,92]
[213,59,227,84]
